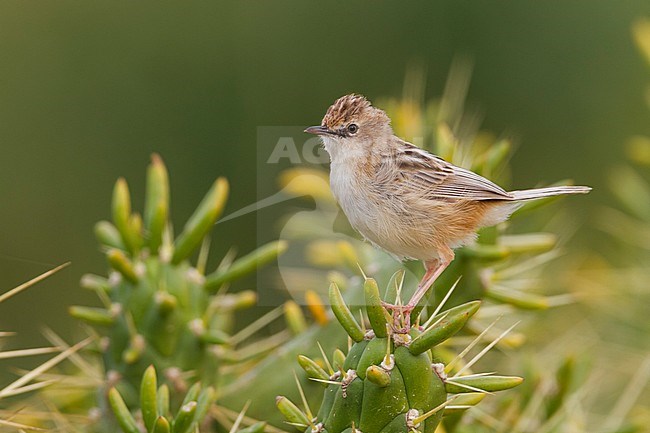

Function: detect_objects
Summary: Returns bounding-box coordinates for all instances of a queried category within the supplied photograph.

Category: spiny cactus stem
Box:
[461,243,510,261]
[140,365,158,432]
[107,249,139,284]
[275,396,310,427]
[363,278,388,338]
[68,306,116,327]
[144,153,170,255]
[366,365,391,387]
[328,283,364,342]
[172,177,229,265]
[408,301,481,356]
[332,349,346,371]
[159,225,174,263]
[157,384,171,416]
[173,401,197,433]
[445,374,525,394]
[486,285,550,310]
[187,318,229,345]
[186,267,206,285]
[196,236,211,275]
[298,355,330,384]
[153,416,171,433]
[280,282,525,433]
[204,240,288,292]
[112,178,142,255]
[80,273,110,293]
[123,334,146,364]
[95,220,126,250]
[155,291,178,315]
[108,387,140,433]
[357,310,367,334]
[209,291,257,316]
[443,393,486,413]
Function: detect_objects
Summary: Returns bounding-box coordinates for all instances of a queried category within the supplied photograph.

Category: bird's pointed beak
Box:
[304,125,332,136]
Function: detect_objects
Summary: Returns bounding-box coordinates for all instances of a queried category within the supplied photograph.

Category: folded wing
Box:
[386,142,514,201]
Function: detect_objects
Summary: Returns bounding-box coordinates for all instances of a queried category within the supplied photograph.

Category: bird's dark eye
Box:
[347,123,359,134]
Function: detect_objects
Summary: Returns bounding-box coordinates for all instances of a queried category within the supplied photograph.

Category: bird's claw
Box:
[380,301,412,333]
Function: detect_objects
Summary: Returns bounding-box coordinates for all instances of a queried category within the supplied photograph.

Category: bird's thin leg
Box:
[381,248,454,331]
[406,247,455,311]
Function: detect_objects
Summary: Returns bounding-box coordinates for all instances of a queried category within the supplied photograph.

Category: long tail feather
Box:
[510,185,592,201]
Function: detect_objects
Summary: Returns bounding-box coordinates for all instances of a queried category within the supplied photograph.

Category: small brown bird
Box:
[305,94,591,318]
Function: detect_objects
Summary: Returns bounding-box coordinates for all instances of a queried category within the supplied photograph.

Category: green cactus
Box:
[277,278,522,433]
[108,365,229,433]
[65,154,286,429]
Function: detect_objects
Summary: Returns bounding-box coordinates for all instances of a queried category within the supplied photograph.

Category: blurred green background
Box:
[1,1,649,347]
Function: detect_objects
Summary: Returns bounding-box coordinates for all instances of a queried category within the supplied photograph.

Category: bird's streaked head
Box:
[305,94,392,161]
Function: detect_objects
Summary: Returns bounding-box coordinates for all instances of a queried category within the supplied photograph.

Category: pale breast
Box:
[330,161,444,261]
[329,161,374,233]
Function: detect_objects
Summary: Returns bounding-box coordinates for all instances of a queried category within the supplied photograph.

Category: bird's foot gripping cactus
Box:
[278,276,523,433]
